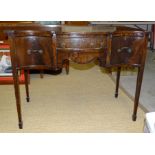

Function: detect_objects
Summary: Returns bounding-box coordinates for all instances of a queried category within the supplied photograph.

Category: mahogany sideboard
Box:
[1,23,148,129]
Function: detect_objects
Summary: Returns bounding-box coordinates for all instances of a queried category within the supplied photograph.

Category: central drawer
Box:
[56,34,107,49]
[56,34,107,65]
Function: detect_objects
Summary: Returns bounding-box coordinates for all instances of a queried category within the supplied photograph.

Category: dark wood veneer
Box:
[2,24,148,129]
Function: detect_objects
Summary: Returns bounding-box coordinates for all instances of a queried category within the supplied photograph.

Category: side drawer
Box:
[110,34,145,66]
[14,36,53,68]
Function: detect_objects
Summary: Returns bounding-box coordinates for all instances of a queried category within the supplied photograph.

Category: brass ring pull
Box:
[27,49,43,55]
[90,42,94,46]
[72,52,79,58]
[61,43,66,48]
[117,47,132,53]
[100,42,104,46]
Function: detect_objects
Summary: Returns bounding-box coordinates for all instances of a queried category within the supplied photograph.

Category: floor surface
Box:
[0,65,145,132]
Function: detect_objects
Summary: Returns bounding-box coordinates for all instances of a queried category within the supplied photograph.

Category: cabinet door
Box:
[110,33,145,66]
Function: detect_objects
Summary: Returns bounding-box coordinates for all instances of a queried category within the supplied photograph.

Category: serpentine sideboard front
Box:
[3,25,149,129]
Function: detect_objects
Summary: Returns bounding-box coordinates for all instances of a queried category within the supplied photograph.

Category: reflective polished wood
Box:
[4,24,148,129]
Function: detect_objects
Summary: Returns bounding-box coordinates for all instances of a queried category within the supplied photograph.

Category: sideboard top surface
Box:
[0,23,148,34]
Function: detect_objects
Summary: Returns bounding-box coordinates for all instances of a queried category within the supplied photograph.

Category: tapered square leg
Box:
[115,67,121,98]
[24,70,30,103]
[64,59,70,75]
[12,68,23,129]
[132,66,145,121]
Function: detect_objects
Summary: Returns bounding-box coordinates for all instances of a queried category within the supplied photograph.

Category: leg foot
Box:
[132,114,137,121]
[40,70,44,78]
[24,70,30,103]
[26,97,30,102]
[115,93,118,98]
[18,121,23,129]
[66,69,69,75]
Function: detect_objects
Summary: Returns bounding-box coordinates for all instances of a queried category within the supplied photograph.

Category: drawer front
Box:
[14,36,53,68]
[56,34,107,49]
[110,35,145,66]
[56,34,107,65]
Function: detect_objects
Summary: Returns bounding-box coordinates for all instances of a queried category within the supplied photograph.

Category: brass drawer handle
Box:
[61,43,66,48]
[90,42,94,46]
[100,42,104,46]
[27,49,43,55]
[117,47,132,53]
[72,52,79,58]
